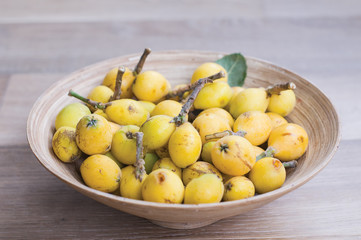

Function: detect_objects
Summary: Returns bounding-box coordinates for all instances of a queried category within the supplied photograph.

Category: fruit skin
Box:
[168,122,202,168]
[268,123,309,161]
[182,161,222,186]
[105,99,149,127]
[223,176,255,201]
[184,174,224,204]
[201,141,217,163]
[211,135,255,176]
[80,154,121,193]
[198,108,234,128]
[138,101,156,113]
[140,115,176,150]
[193,113,231,144]
[151,100,183,118]
[191,62,227,84]
[104,151,124,169]
[155,145,170,159]
[111,125,140,165]
[194,81,232,109]
[120,165,147,200]
[267,90,296,117]
[226,86,245,111]
[142,169,184,203]
[55,103,91,130]
[152,157,182,179]
[233,111,273,146]
[108,121,122,136]
[93,109,110,121]
[253,146,265,157]
[87,85,113,106]
[144,153,159,174]
[132,71,171,103]
[75,114,112,155]
[52,127,81,163]
[229,88,269,119]
[102,67,135,98]
[266,112,288,129]
[248,157,286,194]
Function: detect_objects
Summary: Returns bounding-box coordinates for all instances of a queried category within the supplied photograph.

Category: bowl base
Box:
[149,218,219,229]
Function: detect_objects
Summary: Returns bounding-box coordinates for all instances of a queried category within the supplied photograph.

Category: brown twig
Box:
[68,90,112,110]
[205,130,247,141]
[133,48,151,76]
[171,71,225,126]
[110,66,125,101]
[283,160,298,168]
[266,82,296,96]
[126,132,146,181]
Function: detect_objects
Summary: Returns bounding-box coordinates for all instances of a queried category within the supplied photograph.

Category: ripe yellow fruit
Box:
[93,109,110,121]
[223,176,255,201]
[150,100,183,118]
[80,154,121,193]
[120,165,147,200]
[75,114,112,155]
[168,122,202,168]
[267,90,296,117]
[198,108,234,128]
[52,127,81,163]
[229,88,269,119]
[266,112,288,129]
[132,71,171,103]
[142,169,184,203]
[268,123,309,161]
[104,151,124,169]
[55,103,91,130]
[192,114,231,144]
[182,161,222,186]
[194,81,232,109]
[111,125,140,165]
[201,141,217,163]
[191,62,227,84]
[253,145,265,157]
[184,174,224,204]
[233,111,273,146]
[152,157,182,179]
[155,145,170,159]
[105,99,149,126]
[211,135,255,176]
[108,121,122,136]
[225,86,245,111]
[102,67,135,98]
[140,115,176,150]
[248,157,286,194]
[138,101,156,113]
[87,85,113,105]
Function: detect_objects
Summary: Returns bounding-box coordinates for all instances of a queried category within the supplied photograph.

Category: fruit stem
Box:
[171,71,225,126]
[256,146,276,161]
[133,48,151,76]
[166,71,225,99]
[283,160,298,168]
[126,132,146,181]
[266,82,296,96]
[68,90,112,110]
[205,130,247,141]
[110,66,125,101]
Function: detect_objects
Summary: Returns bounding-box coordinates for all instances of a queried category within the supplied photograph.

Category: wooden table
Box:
[1,1,360,239]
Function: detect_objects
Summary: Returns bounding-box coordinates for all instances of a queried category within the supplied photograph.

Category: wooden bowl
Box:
[27,51,340,229]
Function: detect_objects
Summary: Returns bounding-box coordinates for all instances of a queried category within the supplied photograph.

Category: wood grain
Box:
[0,140,359,239]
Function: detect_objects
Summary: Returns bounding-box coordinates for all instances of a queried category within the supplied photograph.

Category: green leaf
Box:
[216,53,247,87]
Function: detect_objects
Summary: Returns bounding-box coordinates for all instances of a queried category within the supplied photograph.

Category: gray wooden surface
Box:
[0,1,360,239]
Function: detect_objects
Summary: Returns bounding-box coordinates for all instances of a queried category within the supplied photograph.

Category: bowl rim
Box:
[27,50,341,209]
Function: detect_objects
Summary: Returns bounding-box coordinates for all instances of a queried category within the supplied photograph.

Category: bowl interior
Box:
[27,51,340,228]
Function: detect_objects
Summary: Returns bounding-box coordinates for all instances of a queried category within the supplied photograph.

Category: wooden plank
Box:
[0,74,63,146]
[0,140,359,239]
[0,75,9,107]
[0,18,361,75]
[0,0,263,23]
